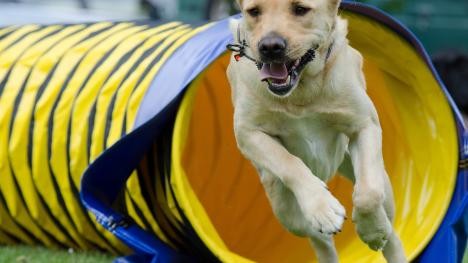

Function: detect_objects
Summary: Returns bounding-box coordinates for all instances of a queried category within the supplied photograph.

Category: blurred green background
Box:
[173,0,468,54]
[177,0,468,55]
[360,0,468,54]
[0,0,466,54]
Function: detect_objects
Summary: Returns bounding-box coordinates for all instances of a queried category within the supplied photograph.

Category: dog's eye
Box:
[292,5,311,16]
[246,7,261,18]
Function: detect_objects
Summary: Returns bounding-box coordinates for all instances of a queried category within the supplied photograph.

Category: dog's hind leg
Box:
[348,125,407,262]
[309,234,338,263]
[380,176,406,263]
[350,172,406,262]
[382,231,406,263]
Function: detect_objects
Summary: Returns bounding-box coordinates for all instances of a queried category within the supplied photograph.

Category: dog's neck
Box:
[303,17,347,77]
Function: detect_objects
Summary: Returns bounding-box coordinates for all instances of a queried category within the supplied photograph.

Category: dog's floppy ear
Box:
[328,0,341,13]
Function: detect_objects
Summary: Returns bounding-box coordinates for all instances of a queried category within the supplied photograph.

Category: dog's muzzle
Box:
[226,25,319,97]
[260,49,316,96]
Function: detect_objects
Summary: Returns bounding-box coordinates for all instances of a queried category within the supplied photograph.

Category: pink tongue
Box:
[260,63,288,81]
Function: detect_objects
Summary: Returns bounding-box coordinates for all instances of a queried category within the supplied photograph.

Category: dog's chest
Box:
[267,113,348,181]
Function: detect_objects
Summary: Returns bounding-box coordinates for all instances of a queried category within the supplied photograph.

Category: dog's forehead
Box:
[241,0,321,9]
[242,0,289,6]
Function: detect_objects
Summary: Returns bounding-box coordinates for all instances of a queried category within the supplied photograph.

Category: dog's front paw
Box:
[353,206,392,251]
[299,188,346,235]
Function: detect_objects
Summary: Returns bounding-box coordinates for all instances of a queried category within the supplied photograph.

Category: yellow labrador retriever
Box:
[226,0,407,262]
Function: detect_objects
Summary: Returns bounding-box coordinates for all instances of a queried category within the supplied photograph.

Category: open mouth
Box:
[260,49,315,96]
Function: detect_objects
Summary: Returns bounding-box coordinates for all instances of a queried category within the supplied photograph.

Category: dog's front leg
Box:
[235,127,346,236]
[349,123,407,262]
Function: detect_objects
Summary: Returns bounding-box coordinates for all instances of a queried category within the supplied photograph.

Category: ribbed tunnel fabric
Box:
[0,21,211,254]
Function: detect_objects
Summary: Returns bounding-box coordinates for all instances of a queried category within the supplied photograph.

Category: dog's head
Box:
[232,0,340,96]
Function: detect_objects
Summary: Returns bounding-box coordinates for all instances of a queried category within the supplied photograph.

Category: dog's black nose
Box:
[258,34,287,61]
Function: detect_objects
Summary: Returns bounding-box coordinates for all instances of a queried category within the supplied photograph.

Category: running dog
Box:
[226,0,407,262]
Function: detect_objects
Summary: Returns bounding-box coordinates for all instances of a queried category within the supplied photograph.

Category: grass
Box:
[1,244,465,263]
[464,245,468,263]
[0,245,114,263]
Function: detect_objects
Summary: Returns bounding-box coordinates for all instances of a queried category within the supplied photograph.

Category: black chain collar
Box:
[226,25,263,69]
[226,24,333,74]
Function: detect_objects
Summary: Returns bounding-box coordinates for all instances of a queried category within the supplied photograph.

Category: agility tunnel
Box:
[0,2,466,263]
